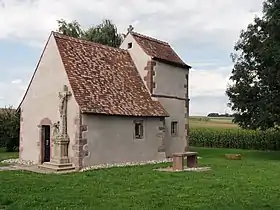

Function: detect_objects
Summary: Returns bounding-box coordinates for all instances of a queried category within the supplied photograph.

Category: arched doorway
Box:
[41,125,51,162]
[38,118,52,164]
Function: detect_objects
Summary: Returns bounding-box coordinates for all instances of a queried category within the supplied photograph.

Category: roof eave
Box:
[152,57,191,69]
[81,110,169,118]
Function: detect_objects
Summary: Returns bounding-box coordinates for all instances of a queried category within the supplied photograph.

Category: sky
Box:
[0,0,264,116]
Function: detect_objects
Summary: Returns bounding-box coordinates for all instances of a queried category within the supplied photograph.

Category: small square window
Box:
[171,121,178,136]
[134,120,143,139]
[128,42,132,49]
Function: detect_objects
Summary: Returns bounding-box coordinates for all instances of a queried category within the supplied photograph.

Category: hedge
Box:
[189,127,280,151]
[0,107,20,152]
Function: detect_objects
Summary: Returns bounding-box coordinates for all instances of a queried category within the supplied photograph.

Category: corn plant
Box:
[189,128,280,151]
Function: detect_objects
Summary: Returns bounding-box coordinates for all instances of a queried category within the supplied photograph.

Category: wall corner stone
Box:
[157,117,166,153]
[72,111,89,170]
[144,60,156,94]
[184,73,190,151]
[19,109,23,160]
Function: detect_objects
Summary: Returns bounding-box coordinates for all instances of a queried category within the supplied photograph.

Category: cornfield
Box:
[189,127,280,151]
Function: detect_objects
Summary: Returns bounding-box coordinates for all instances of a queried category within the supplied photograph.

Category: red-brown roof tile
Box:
[131,32,191,69]
[53,32,168,117]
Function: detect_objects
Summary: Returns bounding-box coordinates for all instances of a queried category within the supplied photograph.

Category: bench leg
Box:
[187,155,197,168]
[173,156,184,171]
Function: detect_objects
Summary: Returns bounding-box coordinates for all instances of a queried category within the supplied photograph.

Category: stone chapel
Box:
[18,27,191,171]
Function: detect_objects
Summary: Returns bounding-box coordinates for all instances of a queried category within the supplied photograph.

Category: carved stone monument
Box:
[127,25,134,33]
[40,85,75,171]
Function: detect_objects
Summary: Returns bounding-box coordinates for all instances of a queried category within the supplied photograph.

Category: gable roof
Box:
[53,32,168,117]
[131,32,191,69]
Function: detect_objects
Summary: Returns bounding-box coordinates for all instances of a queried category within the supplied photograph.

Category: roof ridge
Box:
[131,31,169,46]
[52,31,127,53]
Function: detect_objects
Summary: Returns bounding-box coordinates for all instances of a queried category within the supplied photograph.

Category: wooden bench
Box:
[172,152,198,171]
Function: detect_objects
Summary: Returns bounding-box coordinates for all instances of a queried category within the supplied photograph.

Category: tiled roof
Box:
[131,32,191,69]
[53,32,168,117]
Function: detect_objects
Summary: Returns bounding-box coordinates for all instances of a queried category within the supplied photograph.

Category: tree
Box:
[226,0,280,130]
[0,106,20,152]
[56,19,123,48]
[208,113,220,117]
[57,19,84,38]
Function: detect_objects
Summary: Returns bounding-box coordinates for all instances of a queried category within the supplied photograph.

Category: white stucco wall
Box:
[82,115,164,166]
[20,34,80,163]
[158,98,186,156]
[120,34,150,84]
[153,61,188,156]
[154,62,187,98]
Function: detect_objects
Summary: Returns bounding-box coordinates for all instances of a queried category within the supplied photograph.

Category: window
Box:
[128,42,132,49]
[134,120,144,139]
[171,121,178,136]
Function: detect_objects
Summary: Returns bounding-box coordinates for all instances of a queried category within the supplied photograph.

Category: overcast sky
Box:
[0,0,264,115]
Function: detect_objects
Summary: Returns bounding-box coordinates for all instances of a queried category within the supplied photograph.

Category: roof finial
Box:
[127,25,134,33]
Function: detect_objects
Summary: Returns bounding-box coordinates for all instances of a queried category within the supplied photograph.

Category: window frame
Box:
[134,120,144,139]
[128,42,132,49]
[171,121,178,137]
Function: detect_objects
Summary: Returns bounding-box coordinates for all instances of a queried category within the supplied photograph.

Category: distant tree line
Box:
[207,113,234,117]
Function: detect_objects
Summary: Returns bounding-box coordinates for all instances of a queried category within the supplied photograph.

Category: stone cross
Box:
[58,85,72,137]
[127,25,134,33]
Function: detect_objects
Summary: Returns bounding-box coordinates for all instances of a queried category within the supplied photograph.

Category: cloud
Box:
[189,65,233,97]
[0,0,264,112]
[0,80,27,108]
[190,95,231,116]
[11,79,22,84]
[0,0,263,50]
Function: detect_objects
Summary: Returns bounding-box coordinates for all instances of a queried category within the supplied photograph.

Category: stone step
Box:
[39,162,76,172]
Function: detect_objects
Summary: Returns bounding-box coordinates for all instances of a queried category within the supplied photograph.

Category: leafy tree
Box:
[226,0,280,130]
[83,20,123,47]
[57,19,84,38]
[56,19,123,48]
[0,106,20,152]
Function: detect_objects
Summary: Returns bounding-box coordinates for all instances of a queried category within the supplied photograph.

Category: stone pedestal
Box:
[51,135,70,164]
[39,135,75,171]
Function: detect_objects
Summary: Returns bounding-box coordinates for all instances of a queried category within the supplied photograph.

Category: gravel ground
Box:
[1,158,35,166]
[1,156,202,173]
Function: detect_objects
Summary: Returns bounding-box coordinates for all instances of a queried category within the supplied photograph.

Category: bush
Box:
[0,107,20,152]
[189,127,280,151]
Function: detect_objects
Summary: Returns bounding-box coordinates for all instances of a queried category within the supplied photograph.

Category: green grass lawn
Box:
[1,147,280,209]
[0,148,18,166]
